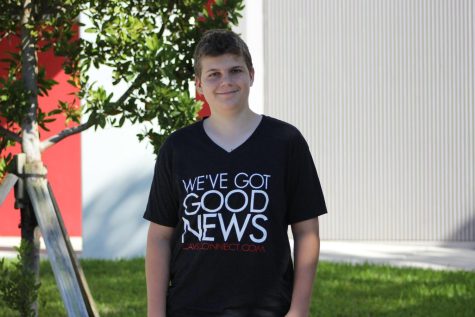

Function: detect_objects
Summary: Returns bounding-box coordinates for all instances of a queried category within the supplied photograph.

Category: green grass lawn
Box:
[1,259,474,316]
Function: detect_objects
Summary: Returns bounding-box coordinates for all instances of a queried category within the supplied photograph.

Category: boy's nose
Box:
[220,72,233,85]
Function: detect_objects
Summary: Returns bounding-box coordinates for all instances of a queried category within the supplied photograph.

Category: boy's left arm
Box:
[286,217,321,317]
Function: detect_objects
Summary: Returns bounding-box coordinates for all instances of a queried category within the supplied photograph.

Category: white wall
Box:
[264,0,475,241]
[81,121,155,258]
[234,0,265,115]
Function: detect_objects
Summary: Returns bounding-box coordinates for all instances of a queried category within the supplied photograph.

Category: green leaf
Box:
[48,109,62,116]
[84,27,98,33]
[119,115,126,126]
[145,34,160,51]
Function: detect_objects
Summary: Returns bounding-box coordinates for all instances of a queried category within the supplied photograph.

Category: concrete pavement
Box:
[2,240,475,271]
[319,241,475,271]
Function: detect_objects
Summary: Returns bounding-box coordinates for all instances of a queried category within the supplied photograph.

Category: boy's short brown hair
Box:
[193,29,253,78]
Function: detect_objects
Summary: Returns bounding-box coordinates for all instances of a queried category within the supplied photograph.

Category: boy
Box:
[144,29,327,317]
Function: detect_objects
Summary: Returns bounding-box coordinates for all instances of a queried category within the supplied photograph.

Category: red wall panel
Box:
[0,30,82,237]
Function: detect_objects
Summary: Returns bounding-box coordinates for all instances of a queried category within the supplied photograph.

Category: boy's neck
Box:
[206,107,260,135]
[203,108,262,152]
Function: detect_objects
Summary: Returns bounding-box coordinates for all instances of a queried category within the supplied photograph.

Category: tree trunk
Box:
[20,0,41,316]
[20,0,41,163]
[19,203,40,317]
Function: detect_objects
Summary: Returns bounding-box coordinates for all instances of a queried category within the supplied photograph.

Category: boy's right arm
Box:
[146,222,175,317]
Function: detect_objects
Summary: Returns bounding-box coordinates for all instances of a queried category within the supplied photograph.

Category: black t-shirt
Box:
[144,115,327,317]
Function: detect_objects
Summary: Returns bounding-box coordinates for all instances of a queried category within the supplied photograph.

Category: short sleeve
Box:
[143,140,179,227]
[286,131,327,224]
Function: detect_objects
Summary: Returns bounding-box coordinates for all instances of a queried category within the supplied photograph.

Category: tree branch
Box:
[40,121,93,152]
[115,72,148,106]
[0,126,22,142]
[39,69,147,153]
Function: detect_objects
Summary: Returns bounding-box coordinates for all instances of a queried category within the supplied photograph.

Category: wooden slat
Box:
[25,167,89,316]
[0,173,18,205]
[47,182,100,317]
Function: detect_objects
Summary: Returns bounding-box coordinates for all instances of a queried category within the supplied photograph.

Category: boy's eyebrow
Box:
[205,65,244,73]
[205,68,220,73]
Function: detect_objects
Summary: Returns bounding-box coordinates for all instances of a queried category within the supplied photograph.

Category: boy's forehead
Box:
[200,53,246,71]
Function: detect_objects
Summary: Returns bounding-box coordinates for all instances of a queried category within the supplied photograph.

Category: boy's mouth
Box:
[217,90,239,95]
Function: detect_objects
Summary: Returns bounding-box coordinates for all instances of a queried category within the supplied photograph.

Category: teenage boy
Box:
[144,29,327,317]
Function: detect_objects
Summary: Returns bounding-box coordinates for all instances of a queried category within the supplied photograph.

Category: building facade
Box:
[1,0,473,259]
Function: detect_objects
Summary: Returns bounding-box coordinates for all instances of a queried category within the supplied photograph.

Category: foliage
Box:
[0,0,245,178]
[0,240,41,317]
[0,149,13,181]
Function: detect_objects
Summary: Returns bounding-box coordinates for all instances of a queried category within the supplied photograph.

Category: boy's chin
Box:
[211,102,247,112]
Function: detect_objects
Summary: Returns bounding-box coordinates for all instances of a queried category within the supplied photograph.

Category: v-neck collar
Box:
[201,115,266,154]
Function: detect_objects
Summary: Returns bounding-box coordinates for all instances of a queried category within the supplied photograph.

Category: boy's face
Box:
[196,53,254,115]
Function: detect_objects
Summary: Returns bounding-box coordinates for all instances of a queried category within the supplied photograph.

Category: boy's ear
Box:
[195,76,203,94]
[249,68,255,86]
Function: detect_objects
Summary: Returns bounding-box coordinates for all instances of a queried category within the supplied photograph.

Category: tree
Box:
[0,0,244,174]
[0,0,244,315]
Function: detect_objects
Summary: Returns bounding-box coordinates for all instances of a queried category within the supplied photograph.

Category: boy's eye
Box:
[231,68,243,73]
[208,72,219,78]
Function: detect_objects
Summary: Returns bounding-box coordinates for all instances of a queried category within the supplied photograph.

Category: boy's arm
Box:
[286,217,321,317]
[146,222,175,317]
